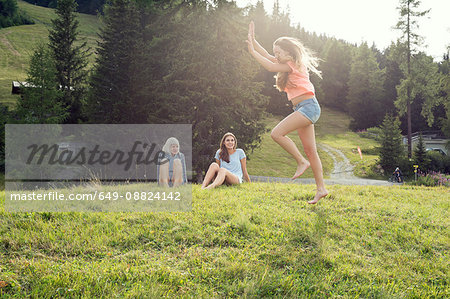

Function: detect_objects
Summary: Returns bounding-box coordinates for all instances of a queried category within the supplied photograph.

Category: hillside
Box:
[0,0,99,108]
[0,183,448,297]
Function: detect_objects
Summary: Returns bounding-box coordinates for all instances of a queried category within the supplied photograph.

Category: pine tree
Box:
[394,0,430,157]
[347,42,385,130]
[379,114,404,174]
[85,0,150,123]
[48,0,90,123]
[413,132,427,166]
[14,43,68,124]
[440,50,450,143]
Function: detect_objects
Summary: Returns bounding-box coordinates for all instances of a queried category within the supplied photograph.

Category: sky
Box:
[236,0,450,60]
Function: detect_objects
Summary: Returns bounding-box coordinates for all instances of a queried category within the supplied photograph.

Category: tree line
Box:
[0,0,448,178]
[0,0,34,28]
[21,0,104,14]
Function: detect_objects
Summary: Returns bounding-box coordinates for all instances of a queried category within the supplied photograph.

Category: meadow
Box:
[1,2,448,297]
[0,183,449,297]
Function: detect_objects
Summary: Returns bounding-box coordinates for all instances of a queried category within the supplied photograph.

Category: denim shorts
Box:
[293,97,321,124]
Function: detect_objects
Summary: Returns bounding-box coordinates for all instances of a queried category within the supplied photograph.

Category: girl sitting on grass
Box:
[201,132,251,189]
[158,137,187,187]
[246,21,328,204]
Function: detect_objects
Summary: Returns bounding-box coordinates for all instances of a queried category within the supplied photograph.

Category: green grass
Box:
[0,0,100,108]
[0,183,448,297]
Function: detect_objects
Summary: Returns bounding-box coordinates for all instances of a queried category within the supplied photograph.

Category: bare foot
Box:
[308,190,328,204]
[291,161,310,180]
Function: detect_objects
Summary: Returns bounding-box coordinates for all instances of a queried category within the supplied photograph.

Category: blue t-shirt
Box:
[215,148,246,182]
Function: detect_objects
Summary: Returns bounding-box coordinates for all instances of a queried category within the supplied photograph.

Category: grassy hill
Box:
[0,183,448,297]
[0,0,99,108]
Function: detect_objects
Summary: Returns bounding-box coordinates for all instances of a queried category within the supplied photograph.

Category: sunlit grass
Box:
[0,183,448,297]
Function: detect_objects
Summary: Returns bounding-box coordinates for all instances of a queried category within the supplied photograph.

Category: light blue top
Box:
[215,148,246,183]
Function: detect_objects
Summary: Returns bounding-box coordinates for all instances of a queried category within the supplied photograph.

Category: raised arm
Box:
[247,32,291,73]
[249,21,277,63]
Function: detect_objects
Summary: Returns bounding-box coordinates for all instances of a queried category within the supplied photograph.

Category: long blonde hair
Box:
[273,37,322,91]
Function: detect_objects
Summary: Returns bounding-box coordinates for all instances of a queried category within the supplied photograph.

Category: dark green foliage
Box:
[381,43,403,117]
[13,43,68,124]
[151,1,267,180]
[438,53,449,139]
[423,151,450,174]
[0,103,8,172]
[413,133,427,166]
[86,0,267,180]
[21,0,105,14]
[396,52,444,130]
[85,0,149,123]
[347,43,385,130]
[0,0,34,28]
[320,39,352,111]
[379,114,405,174]
[49,0,90,123]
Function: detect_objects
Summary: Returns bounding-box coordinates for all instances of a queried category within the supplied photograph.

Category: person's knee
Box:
[271,128,282,141]
[303,146,317,158]
[173,159,182,170]
[209,162,219,170]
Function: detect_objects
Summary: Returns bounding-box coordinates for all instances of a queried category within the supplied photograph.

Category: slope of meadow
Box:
[0,183,448,297]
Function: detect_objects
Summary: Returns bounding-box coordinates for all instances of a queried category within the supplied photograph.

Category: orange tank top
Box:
[284,61,315,100]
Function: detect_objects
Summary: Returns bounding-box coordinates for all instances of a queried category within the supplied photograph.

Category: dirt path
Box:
[317,143,357,180]
[0,32,21,56]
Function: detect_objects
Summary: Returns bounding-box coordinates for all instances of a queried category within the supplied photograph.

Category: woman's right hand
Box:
[247,32,255,54]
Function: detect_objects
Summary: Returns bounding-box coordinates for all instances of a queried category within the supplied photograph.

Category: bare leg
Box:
[201,162,220,189]
[271,112,311,179]
[206,168,240,189]
[172,159,183,187]
[159,163,170,187]
[297,124,328,204]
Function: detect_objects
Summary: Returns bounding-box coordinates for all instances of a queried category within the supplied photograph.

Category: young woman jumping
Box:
[246,21,328,204]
